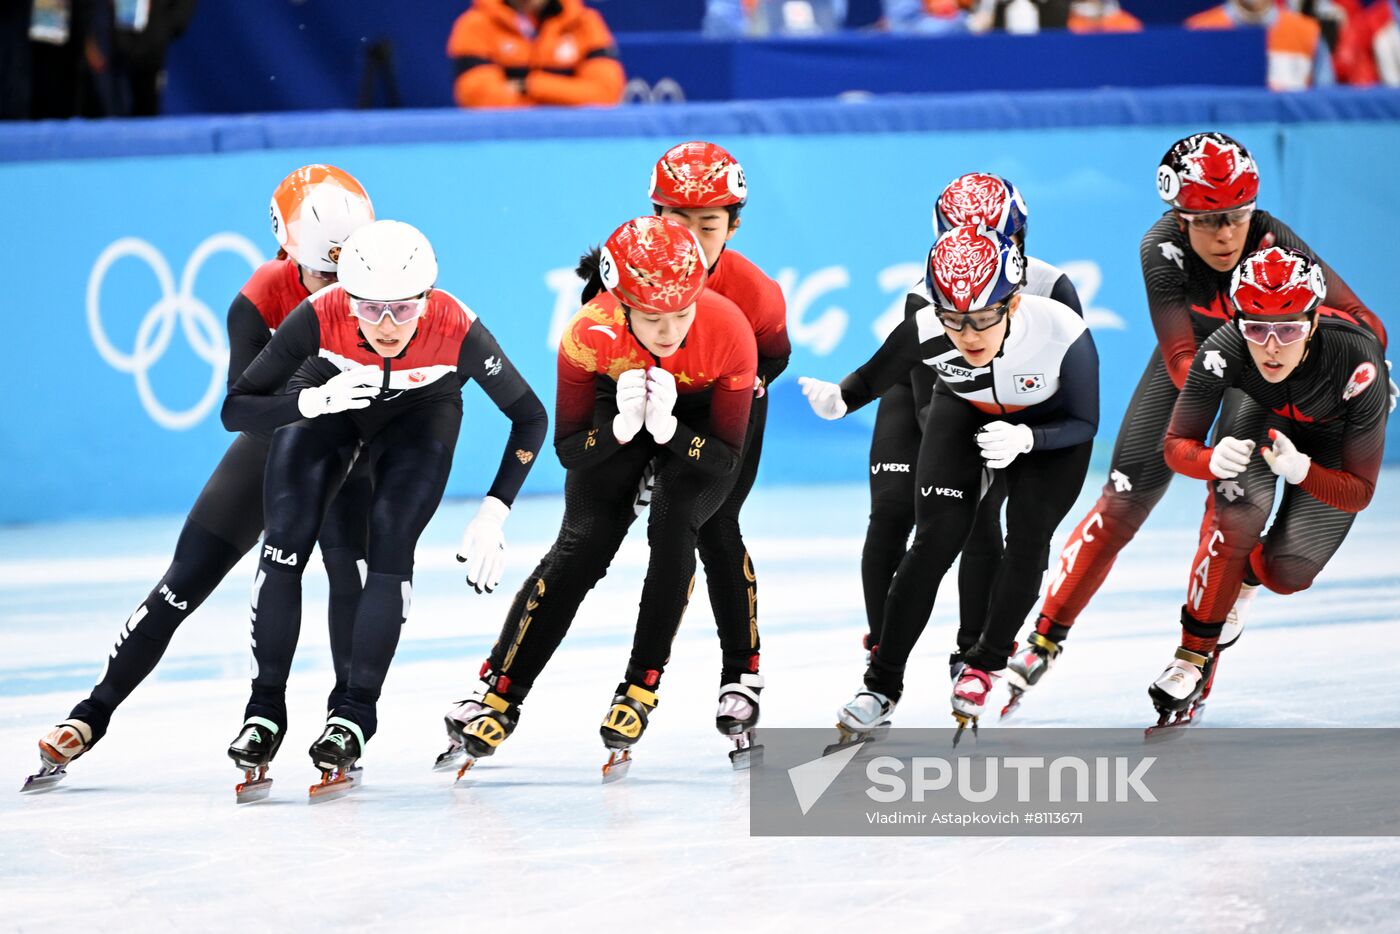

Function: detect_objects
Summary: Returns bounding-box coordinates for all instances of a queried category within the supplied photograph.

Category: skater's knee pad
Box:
[696,514,741,557]
[1093,491,1156,544]
[906,527,961,575]
[1001,535,1054,576]
[258,523,317,574]
[1212,500,1270,545]
[320,546,365,594]
[1251,552,1321,596]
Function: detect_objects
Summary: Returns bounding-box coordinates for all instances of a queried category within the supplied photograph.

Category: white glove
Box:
[456,496,510,594]
[976,420,1034,470]
[1261,429,1311,485]
[798,376,846,420]
[1208,436,1255,479]
[1386,360,1396,414]
[297,365,381,418]
[612,368,648,444]
[645,366,679,444]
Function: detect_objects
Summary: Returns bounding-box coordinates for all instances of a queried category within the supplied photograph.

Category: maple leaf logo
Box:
[1184,138,1246,188]
[1252,248,1297,289]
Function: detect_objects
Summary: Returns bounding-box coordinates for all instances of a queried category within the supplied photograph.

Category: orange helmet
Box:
[649,141,747,209]
[600,216,707,314]
[269,165,375,274]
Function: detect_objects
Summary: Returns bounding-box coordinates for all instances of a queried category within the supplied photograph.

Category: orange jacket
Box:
[447,0,625,108]
[1185,5,1322,90]
[1068,9,1143,33]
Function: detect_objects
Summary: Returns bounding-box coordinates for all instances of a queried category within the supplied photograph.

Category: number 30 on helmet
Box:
[270,164,375,274]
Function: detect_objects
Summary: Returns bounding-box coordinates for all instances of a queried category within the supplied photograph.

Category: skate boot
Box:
[227,716,282,803]
[441,690,520,781]
[1146,647,1214,739]
[600,682,659,783]
[1002,632,1062,720]
[948,651,966,684]
[1219,583,1257,650]
[829,689,896,753]
[21,719,93,793]
[307,717,364,801]
[716,672,765,771]
[951,666,999,746]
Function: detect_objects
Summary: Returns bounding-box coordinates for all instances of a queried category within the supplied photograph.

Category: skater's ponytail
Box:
[577,246,604,305]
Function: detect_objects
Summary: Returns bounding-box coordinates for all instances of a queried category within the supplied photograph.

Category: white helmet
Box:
[337,220,439,301]
[270,164,375,274]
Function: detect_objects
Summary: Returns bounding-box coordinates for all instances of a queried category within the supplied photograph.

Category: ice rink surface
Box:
[2,473,1398,932]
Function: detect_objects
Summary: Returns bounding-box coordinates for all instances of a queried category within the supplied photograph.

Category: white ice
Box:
[2,474,1399,932]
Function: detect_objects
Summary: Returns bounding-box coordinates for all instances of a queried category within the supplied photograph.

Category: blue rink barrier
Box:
[1,89,1397,523]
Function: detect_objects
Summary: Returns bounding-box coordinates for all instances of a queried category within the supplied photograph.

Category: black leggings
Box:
[862,380,1006,650]
[696,392,768,682]
[69,433,371,742]
[488,442,737,703]
[866,392,1092,698]
[245,399,459,742]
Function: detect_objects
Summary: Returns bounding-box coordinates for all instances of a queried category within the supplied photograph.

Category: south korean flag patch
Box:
[1014,373,1046,394]
[1342,361,1377,401]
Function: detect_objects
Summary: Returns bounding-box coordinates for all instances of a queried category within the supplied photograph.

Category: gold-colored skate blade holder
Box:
[307,765,362,802]
[951,711,979,747]
[234,765,272,804]
[601,749,632,783]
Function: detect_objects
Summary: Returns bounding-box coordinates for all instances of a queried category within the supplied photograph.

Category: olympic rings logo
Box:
[86,234,263,430]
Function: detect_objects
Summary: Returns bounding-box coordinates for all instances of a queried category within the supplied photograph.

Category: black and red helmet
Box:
[1157,132,1260,213]
[1229,246,1326,318]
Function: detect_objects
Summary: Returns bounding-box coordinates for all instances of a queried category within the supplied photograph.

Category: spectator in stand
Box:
[112,0,198,116]
[883,0,974,34]
[1186,0,1335,90]
[447,0,623,108]
[1332,0,1400,84]
[1067,0,1142,32]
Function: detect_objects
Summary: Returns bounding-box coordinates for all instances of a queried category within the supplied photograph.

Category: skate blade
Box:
[999,687,1025,721]
[952,712,979,747]
[822,723,889,757]
[453,757,480,784]
[433,744,468,772]
[728,734,764,771]
[601,750,632,784]
[308,766,363,803]
[20,766,67,794]
[1144,703,1205,743]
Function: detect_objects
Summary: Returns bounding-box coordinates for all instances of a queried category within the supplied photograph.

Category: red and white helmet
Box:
[934,173,1028,239]
[1157,132,1259,214]
[649,141,747,209]
[1229,246,1326,318]
[600,216,708,314]
[270,164,375,274]
[926,224,1025,313]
